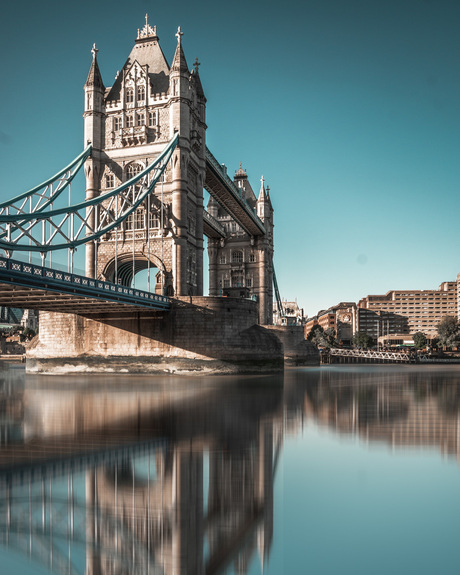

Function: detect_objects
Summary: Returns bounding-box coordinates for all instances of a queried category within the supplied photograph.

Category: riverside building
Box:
[307,275,459,343]
[357,279,458,340]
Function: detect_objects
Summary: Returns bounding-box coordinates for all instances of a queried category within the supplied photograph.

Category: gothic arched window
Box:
[138,85,145,101]
[149,111,157,126]
[126,88,134,103]
[137,113,144,126]
[126,115,134,128]
[126,163,142,180]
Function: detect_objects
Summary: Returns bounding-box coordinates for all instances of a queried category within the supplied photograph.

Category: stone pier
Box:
[27,296,285,375]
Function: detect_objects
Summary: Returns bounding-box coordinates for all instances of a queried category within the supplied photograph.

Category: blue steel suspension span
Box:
[0,133,178,254]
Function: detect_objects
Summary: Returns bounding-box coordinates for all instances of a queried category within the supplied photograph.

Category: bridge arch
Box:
[101,252,172,294]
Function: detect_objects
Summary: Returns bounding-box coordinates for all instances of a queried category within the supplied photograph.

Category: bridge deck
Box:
[0,256,170,314]
[205,148,265,237]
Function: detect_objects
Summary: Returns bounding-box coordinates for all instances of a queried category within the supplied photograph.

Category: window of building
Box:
[232,275,243,287]
[126,88,134,103]
[138,85,145,101]
[219,255,226,264]
[137,113,144,126]
[232,251,243,264]
[246,276,252,287]
[126,115,134,128]
[126,163,142,180]
[224,279,230,288]
[125,213,133,230]
[148,111,157,127]
[231,222,237,232]
[134,209,144,230]
[249,253,256,263]
[149,211,160,228]
[105,173,114,189]
[113,117,121,131]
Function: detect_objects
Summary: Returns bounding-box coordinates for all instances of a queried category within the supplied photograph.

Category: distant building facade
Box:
[273,299,304,326]
[307,275,460,344]
[357,280,458,339]
[305,302,356,345]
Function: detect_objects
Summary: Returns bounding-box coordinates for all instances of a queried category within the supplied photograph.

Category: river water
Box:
[0,362,459,575]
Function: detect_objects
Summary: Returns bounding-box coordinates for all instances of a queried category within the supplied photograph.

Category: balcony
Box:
[121,126,148,146]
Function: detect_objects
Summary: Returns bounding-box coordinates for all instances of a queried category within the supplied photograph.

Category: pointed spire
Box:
[258,175,267,201]
[191,56,206,98]
[170,26,189,73]
[266,184,273,208]
[85,43,105,90]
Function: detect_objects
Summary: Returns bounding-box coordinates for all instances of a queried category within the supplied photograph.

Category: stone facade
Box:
[84,19,206,297]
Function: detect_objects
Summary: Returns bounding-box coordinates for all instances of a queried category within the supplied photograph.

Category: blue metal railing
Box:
[0,256,170,310]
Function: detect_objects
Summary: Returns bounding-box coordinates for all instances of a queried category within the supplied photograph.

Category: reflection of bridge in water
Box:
[3,365,460,574]
[0,371,284,575]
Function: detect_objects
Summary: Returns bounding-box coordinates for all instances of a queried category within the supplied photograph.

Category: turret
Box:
[83,44,105,150]
[169,27,191,138]
[83,44,105,277]
[257,176,270,221]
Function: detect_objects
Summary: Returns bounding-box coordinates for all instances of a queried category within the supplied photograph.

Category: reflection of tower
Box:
[83,423,276,575]
[86,443,204,575]
[206,418,275,574]
[256,420,274,572]
[83,17,207,296]
[172,446,203,575]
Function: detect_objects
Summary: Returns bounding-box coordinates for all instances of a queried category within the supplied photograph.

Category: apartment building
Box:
[357,280,458,339]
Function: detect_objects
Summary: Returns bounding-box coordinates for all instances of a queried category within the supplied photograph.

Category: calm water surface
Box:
[0,363,459,574]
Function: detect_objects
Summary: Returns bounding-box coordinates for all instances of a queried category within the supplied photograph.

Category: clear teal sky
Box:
[0,0,459,317]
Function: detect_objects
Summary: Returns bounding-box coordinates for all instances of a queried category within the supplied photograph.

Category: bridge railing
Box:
[328,348,411,361]
[0,256,170,310]
[203,209,226,236]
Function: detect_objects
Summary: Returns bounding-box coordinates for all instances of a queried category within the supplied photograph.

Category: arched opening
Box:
[102,253,173,296]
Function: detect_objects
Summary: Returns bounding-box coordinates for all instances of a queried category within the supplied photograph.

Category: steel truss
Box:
[329,348,411,362]
[0,134,178,256]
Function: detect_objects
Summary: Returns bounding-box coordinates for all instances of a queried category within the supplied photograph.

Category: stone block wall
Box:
[27,296,284,374]
[264,325,320,365]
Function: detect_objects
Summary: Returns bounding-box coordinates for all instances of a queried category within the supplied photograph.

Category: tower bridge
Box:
[0,17,313,373]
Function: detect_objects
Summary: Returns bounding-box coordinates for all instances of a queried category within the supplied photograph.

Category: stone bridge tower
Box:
[83,16,206,296]
[207,169,274,325]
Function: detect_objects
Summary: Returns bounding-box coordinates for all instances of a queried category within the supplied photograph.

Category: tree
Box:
[319,327,337,349]
[307,324,323,342]
[413,331,427,350]
[353,331,374,349]
[307,324,336,349]
[436,316,460,349]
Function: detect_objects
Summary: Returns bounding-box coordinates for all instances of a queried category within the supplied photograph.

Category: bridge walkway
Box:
[0,256,170,314]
